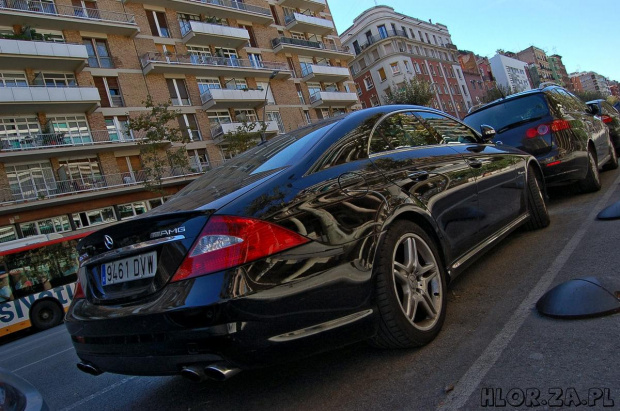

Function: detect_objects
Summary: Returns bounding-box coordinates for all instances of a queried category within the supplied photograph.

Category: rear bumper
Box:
[66,255,376,375]
[536,148,587,187]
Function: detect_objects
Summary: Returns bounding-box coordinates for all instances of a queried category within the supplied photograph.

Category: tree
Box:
[222,119,267,156]
[383,76,434,106]
[127,96,190,193]
[481,84,512,103]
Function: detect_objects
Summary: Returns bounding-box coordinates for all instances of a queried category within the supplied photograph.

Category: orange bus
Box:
[0,232,88,336]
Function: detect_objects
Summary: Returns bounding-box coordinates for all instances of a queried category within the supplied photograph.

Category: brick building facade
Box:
[0,0,358,243]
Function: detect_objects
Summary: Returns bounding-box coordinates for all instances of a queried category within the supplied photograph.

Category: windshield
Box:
[464,94,550,133]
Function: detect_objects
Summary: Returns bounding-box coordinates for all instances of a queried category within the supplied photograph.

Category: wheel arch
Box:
[380,208,451,283]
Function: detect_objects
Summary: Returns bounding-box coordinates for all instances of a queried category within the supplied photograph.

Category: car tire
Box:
[30,300,63,331]
[524,166,550,231]
[370,221,447,349]
[578,148,602,193]
[603,136,619,171]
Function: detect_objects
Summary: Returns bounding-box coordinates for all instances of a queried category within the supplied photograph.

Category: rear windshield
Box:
[464,94,550,133]
[174,119,340,197]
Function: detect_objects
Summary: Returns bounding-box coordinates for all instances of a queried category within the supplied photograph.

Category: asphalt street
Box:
[2,170,620,411]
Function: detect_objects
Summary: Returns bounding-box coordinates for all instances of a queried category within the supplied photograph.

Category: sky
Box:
[329,0,620,82]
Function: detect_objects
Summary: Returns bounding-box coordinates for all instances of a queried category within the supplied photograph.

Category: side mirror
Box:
[480,125,496,142]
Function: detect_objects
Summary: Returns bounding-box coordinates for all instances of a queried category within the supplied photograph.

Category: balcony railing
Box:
[271,36,350,54]
[359,29,408,52]
[0,0,136,24]
[140,52,289,73]
[1,167,201,206]
[186,0,271,16]
[1,130,147,152]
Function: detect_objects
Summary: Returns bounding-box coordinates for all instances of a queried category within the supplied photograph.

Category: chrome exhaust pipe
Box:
[203,362,241,381]
[180,365,207,382]
[76,361,103,376]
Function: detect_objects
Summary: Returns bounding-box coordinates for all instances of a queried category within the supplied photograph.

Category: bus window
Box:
[0,268,13,303]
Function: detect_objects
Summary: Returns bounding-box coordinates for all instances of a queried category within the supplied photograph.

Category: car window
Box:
[309,113,382,173]
[552,88,581,111]
[464,94,549,132]
[417,111,479,144]
[602,102,618,115]
[369,111,437,154]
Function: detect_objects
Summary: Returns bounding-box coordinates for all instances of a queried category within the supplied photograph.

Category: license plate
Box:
[101,251,157,286]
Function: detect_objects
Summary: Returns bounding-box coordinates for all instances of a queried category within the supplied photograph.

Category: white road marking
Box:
[437,173,620,411]
[60,377,137,411]
[10,347,74,373]
[0,328,67,358]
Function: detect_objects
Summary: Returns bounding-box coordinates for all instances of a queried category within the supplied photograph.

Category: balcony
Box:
[180,20,249,48]
[309,91,358,108]
[210,120,279,142]
[0,130,148,161]
[0,0,138,37]
[0,39,88,71]
[277,0,326,12]
[0,85,100,114]
[124,0,273,24]
[284,13,335,36]
[140,52,291,79]
[272,37,354,61]
[301,64,350,82]
[0,167,201,207]
[358,29,408,53]
[200,87,266,110]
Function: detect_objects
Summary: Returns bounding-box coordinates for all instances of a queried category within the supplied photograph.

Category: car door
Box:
[566,90,609,161]
[416,111,525,245]
[367,110,480,261]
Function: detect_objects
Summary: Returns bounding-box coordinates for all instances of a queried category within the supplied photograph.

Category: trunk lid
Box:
[77,211,209,304]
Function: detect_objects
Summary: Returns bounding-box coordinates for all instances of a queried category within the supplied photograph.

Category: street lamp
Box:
[260,70,280,143]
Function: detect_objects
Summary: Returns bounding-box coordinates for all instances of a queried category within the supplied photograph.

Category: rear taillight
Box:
[171,216,309,282]
[525,120,571,138]
[601,115,613,124]
[73,281,85,300]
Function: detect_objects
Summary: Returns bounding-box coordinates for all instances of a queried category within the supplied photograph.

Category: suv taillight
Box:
[73,281,85,300]
[525,119,571,138]
[601,115,613,124]
[171,216,310,282]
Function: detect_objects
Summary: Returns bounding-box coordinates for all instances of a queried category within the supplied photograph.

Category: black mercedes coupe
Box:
[66,105,549,381]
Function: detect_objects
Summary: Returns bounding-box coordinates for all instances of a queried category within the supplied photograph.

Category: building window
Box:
[378,68,387,82]
[241,25,257,48]
[303,110,311,124]
[207,110,232,126]
[166,78,190,106]
[377,25,388,39]
[414,62,421,74]
[364,76,374,90]
[35,73,76,87]
[72,207,116,229]
[234,109,258,122]
[84,38,113,68]
[295,83,305,104]
[93,77,123,107]
[370,95,379,107]
[20,216,71,237]
[409,28,415,39]
[146,10,170,37]
[178,113,201,141]
[117,202,148,220]
[105,116,131,141]
[430,65,436,75]
[49,115,91,144]
[403,60,411,73]
[0,72,27,87]
[6,161,56,201]
[390,62,401,75]
[0,226,17,243]
[287,57,298,77]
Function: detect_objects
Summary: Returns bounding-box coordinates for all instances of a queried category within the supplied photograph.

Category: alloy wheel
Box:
[391,233,443,331]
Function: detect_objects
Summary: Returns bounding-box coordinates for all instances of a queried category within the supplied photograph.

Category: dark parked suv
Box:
[587,99,620,153]
[464,85,617,192]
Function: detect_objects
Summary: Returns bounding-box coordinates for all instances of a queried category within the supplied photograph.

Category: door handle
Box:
[468,159,483,169]
[407,171,429,181]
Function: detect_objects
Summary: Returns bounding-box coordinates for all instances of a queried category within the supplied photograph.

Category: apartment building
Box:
[570,71,612,96]
[516,46,552,87]
[475,55,496,93]
[342,6,468,119]
[0,0,358,243]
[548,54,570,89]
[489,53,532,93]
[458,51,486,109]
